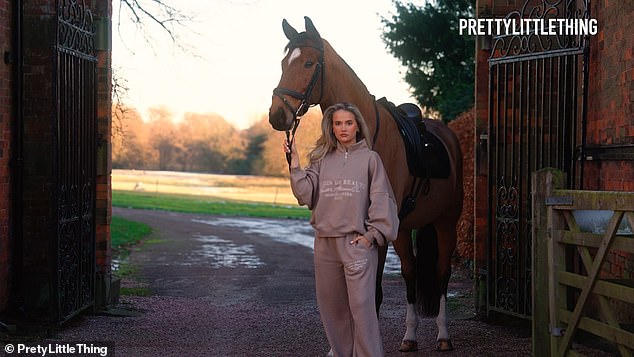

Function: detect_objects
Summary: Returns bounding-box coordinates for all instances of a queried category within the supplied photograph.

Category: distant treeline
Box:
[112,106,321,177]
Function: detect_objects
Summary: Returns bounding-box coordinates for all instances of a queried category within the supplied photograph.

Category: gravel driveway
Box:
[15,208,604,356]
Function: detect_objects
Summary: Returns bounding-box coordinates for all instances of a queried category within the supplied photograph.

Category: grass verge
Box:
[111,216,152,249]
[111,216,153,296]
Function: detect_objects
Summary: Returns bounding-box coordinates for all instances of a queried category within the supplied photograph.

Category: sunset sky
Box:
[112,0,420,129]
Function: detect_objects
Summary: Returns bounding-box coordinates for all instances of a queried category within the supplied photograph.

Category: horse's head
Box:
[269,16,324,132]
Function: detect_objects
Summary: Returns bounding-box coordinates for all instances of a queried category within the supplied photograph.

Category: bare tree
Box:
[111,67,130,138]
[111,1,197,140]
[116,0,197,53]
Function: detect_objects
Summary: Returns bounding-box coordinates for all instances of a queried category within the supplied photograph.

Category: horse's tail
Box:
[416,224,441,317]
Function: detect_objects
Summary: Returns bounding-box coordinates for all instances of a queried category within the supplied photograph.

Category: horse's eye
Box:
[304,61,314,68]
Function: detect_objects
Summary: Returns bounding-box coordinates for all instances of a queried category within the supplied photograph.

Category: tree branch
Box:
[117,0,199,53]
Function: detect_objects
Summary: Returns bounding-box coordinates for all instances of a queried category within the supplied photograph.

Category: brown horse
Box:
[268,17,463,352]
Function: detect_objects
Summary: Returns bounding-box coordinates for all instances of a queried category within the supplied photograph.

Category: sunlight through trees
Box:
[112,107,322,177]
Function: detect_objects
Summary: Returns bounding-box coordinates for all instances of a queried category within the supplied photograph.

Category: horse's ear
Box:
[282,19,298,40]
[304,16,321,38]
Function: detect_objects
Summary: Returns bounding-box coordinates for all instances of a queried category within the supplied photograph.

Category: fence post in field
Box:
[532,168,565,357]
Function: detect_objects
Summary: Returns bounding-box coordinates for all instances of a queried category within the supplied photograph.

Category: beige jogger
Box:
[314,234,383,357]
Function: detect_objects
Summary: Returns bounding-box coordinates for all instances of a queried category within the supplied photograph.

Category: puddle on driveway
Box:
[193,234,263,269]
[193,217,401,275]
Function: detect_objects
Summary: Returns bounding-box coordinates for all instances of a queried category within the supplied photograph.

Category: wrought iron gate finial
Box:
[58,0,95,58]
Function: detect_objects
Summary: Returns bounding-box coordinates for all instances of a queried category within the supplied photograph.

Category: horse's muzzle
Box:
[268,105,293,131]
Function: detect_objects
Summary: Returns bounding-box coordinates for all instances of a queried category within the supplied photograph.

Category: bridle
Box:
[272,43,324,166]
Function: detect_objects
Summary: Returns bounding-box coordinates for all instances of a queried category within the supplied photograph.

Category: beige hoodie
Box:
[290,139,399,246]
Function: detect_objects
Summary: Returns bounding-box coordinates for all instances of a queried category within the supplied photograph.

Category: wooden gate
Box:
[533,170,634,356]
[486,0,589,318]
[54,0,97,322]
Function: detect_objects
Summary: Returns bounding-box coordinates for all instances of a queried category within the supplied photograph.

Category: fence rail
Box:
[532,169,634,357]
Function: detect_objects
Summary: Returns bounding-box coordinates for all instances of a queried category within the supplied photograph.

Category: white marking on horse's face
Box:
[288,48,301,66]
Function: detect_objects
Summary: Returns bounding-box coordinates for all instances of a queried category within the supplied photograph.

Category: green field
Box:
[112,190,310,220]
[112,170,309,219]
[112,169,298,205]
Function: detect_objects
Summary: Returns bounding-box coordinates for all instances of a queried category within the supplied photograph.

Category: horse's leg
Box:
[375,243,388,315]
[436,294,452,351]
[392,229,419,352]
[433,217,458,352]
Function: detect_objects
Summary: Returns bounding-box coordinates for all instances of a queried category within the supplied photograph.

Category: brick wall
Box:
[0,0,12,312]
[585,1,634,191]
[586,1,634,282]
[587,1,634,146]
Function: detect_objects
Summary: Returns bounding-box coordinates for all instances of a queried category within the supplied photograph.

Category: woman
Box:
[284,103,399,357]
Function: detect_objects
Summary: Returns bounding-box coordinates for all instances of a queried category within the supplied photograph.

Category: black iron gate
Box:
[55,0,97,322]
[486,0,590,318]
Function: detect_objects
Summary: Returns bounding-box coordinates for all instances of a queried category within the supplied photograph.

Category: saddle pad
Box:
[420,126,450,179]
[377,97,450,179]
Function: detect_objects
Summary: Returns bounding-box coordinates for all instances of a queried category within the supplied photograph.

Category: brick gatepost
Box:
[94,0,114,312]
[0,0,12,312]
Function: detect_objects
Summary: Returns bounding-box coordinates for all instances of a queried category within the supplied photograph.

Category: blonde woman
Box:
[284,102,399,357]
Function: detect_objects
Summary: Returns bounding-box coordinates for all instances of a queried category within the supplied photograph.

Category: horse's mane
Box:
[321,39,371,96]
[285,32,372,98]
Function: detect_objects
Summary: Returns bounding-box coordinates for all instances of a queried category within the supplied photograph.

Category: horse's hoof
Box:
[399,339,418,352]
[436,338,454,351]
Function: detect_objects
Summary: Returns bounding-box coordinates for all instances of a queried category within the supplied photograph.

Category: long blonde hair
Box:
[308,103,372,162]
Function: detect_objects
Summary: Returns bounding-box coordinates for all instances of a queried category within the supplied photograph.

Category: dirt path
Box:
[40,208,541,356]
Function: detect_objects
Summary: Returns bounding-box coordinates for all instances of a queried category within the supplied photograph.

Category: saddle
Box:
[377,97,450,179]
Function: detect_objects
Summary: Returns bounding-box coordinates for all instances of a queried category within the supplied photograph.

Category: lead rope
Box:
[285,118,301,168]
